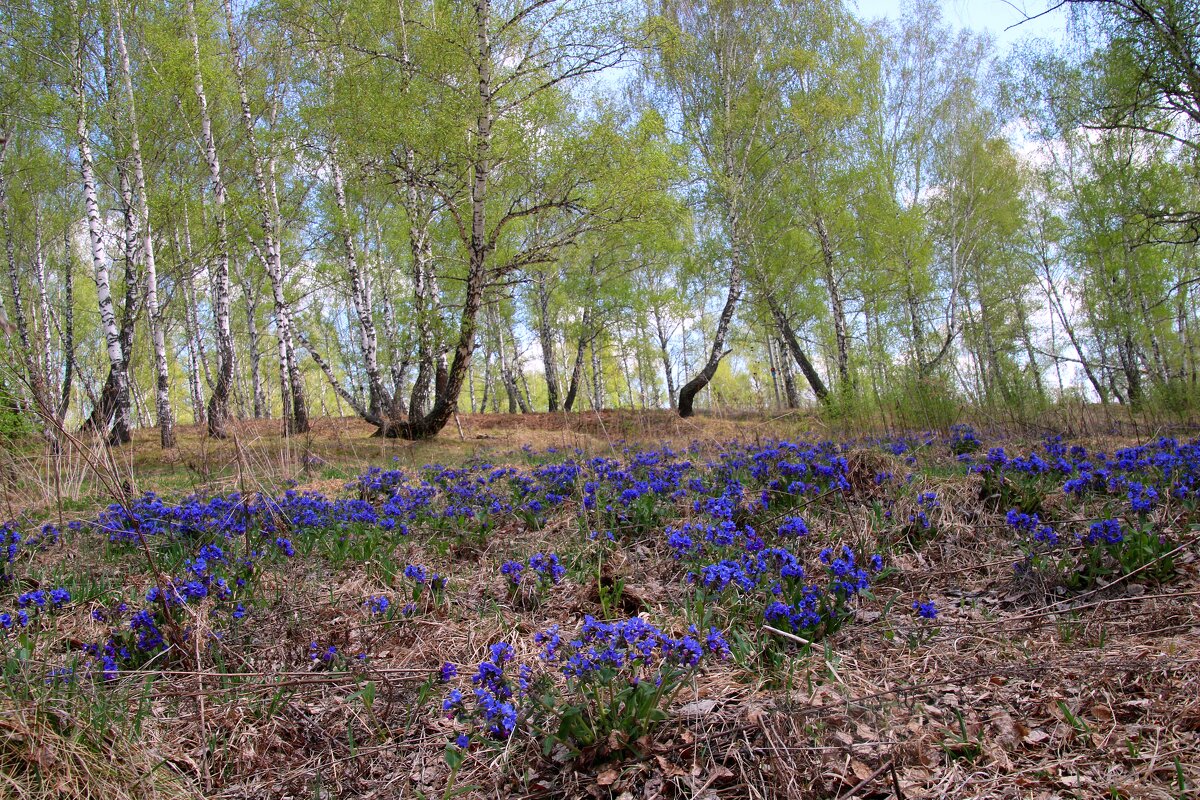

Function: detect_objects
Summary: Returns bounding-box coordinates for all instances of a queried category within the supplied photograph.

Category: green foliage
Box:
[1016,521,1177,592]
[0,378,32,443]
[533,663,690,756]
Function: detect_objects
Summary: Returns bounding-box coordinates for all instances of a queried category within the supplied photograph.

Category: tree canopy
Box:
[1,0,1197,444]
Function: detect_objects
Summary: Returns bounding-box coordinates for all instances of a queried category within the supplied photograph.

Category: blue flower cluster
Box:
[2,587,70,634]
[4,427,1188,698]
[501,553,566,588]
[909,492,939,530]
[969,436,1200,516]
[1083,519,1124,545]
[538,616,727,677]
[948,424,982,455]
[1006,509,1059,545]
[528,552,566,585]
[364,595,390,615]
[444,642,522,739]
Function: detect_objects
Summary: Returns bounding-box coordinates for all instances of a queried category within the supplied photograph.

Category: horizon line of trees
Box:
[1,0,1198,446]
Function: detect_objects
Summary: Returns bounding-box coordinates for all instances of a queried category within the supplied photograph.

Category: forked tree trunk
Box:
[535,269,561,411]
[377,262,408,406]
[113,0,173,447]
[223,0,307,434]
[562,316,592,413]
[378,0,492,440]
[765,292,829,401]
[778,336,800,408]
[81,155,142,440]
[765,335,781,408]
[678,208,745,417]
[651,304,676,409]
[75,14,132,444]
[329,150,390,420]
[188,0,235,437]
[404,147,439,421]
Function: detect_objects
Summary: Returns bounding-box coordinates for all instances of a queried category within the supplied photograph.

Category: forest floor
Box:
[1,411,1198,799]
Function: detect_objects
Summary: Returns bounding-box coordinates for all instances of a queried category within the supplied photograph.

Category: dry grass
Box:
[1,411,1198,799]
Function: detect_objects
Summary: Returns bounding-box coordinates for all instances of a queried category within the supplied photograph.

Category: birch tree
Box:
[111,0,173,447]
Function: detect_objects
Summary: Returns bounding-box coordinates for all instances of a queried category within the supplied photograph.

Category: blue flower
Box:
[778,517,808,538]
[499,560,524,586]
[365,596,390,615]
[913,600,937,620]
[443,689,464,715]
[528,553,566,585]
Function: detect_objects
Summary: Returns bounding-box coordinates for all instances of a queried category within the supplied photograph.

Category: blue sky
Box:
[853,0,1071,48]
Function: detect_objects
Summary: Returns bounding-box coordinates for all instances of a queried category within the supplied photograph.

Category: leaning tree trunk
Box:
[766,292,829,401]
[651,304,676,410]
[188,0,235,438]
[75,22,132,445]
[113,0,173,447]
[562,314,593,413]
[678,225,743,417]
[1043,260,1106,403]
[814,212,849,388]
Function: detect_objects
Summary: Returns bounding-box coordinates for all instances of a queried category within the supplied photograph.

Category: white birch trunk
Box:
[223,0,307,434]
[33,207,56,395]
[329,151,387,418]
[112,0,174,447]
[74,9,132,444]
[187,0,235,437]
